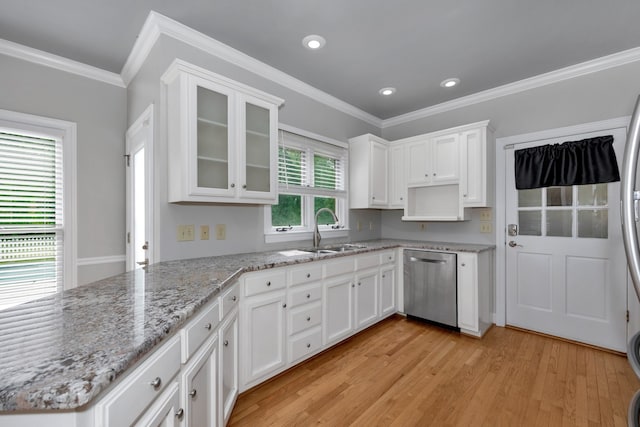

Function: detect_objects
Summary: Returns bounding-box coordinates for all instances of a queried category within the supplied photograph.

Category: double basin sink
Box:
[300,243,367,255]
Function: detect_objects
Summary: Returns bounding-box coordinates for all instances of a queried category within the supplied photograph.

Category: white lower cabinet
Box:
[456,251,492,337]
[355,269,378,329]
[380,265,396,317]
[220,311,239,426]
[240,290,286,387]
[135,381,181,427]
[323,275,355,345]
[180,337,217,427]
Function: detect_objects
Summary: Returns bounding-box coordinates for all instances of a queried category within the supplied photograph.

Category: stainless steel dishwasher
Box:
[404,250,458,329]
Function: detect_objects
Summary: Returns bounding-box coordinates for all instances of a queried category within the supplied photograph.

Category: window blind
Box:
[0,131,63,310]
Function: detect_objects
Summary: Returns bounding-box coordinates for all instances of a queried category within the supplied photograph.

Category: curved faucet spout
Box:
[313,208,339,248]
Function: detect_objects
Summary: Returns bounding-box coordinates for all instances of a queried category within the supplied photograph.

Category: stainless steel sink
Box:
[298,244,366,255]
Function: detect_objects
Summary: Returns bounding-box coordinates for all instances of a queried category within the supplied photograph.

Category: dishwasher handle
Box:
[407,256,447,264]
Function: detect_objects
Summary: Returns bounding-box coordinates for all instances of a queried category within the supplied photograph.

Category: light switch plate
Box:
[215,224,226,240]
[184,225,195,241]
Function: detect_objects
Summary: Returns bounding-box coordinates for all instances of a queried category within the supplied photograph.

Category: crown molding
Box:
[0,38,125,88]
[121,11,382,127]
[382,46,640,129]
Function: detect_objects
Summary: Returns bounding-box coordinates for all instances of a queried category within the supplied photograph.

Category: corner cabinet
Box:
[348,134,389,208]
[457,250,492,337]
[162,59,284,204]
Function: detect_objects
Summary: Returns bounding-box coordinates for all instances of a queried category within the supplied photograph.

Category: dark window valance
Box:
[514,135,620,190]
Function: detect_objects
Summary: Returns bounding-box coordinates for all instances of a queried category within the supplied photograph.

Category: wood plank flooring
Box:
[228,316,640,426]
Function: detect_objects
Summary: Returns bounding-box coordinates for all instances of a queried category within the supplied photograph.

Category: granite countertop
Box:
[0,239,493,412]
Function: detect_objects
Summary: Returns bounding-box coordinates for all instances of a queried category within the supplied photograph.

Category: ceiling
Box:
[1,0,640,119]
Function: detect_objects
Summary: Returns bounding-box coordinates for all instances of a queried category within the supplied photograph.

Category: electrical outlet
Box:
[479,208,492,221]
[215,224,226,240]
[200,225,210,240]
[184,225,195,241]
[480,222,492,233]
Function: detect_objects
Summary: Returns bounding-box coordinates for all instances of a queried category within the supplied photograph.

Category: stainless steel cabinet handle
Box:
[230,183,235,188]
[408,256,446,264]
[175,408,184,420]
[149,377,162,389]
[266,281,271,287]
[306,343,311,348]
[232,295,237,302]
[306,273,311,278]
[242,184,247,189]
[306,293,311,298]
[189,389,197,398]
[282,303,287,308]
[204,323,212,330]
[306,316,311,321]
[224,340,229,347]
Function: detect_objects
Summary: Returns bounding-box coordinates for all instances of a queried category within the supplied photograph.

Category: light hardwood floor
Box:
[229,316,640,426]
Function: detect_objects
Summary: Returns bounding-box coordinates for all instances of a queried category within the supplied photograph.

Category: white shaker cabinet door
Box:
[457,252,478,333]
[323,276,354,346]
[355,269,379,329]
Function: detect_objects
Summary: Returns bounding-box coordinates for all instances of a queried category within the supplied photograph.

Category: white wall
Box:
[0,54,128,285]
[380,60,640,243]
[127,35,381,261]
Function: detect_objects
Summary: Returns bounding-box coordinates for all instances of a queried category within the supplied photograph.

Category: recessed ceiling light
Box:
[440,78,460,88]
[302,35,326,50]
[379,87,396,96]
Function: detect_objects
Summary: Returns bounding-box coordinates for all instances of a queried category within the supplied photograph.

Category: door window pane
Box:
[519,210,542,236]
[546,210,572,237]
[547,186,572,207]
[271,194,302,227]
[578,210,608,238]
[577,184,608,206]
[518,189,542,207]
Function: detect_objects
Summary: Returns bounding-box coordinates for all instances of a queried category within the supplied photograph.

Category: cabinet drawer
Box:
[379,250,396,265]
[181,300,220,363]
[244,269,286,297]
[221,282,240,319]
[356,253,379,270]
[323,257,355,279]
[100,335,181,427]
[289,263,322,287]
[288,328,322,365]
[289,302,322,335]
[289,283,322,308]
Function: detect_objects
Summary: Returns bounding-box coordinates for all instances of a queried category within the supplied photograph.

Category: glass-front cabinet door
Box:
[238,94,278,201]
[190,76,236,198]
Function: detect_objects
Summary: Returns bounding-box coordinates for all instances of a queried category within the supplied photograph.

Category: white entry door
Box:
[125,105,154,271]
[505,127,627,351]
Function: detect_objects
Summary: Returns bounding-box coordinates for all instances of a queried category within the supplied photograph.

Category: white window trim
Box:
[264,124,350,244]
[0,109,77,289]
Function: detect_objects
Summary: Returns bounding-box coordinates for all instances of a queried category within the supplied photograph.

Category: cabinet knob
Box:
[306,343,311,348]
[306,293,311,299]
[230,183,235,188]
[189,389,197,398]
[283,303,287,308]
[267,281,271,287]
[306,316,311,321]
[424,174,428,177]
[372,196,376,200]
[382,275,386,278]
[463,194,467,197]
[224,340,229,347]
[400,197,403,200]
[461,263,466,267]
[242,184,247,189]
[358,282,361,286]
[175,408,184,420]
[204,323,212,330]
[149,377,162,389]
[306,273,311,278]
[351,283,355,288]
[232,295,237,302]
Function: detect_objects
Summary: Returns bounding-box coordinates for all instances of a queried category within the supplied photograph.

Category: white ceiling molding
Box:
[382,46,640,129]
[121,11,382,127]
[0,38,125,88]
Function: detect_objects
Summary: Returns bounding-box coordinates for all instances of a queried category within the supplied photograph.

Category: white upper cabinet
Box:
[406,134,459,186]
[349,134,389,208]
[460,125,494,207]
[162,60,283,204]
[388,143,407,208]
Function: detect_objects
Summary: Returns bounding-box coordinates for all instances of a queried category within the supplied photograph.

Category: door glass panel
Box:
[197,87,228,189]
[519,210,542,236]
[578,209,608,238]
[547,186,572,206]
[518,189,542,207]
[578,184,608,206]
[245,103,270,192]
[546,210,572,237]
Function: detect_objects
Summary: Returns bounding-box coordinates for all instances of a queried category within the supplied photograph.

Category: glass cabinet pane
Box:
[196,87,229,189]
[244,103,271,192]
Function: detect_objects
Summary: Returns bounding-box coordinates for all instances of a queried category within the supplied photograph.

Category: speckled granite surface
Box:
[0,239,493,412]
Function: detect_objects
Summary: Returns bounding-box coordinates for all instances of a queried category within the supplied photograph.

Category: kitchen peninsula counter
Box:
[0,239,494,412]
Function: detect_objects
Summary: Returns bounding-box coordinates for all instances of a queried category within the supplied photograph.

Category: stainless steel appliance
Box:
[404,250,457,329]
[622,95,640,425]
